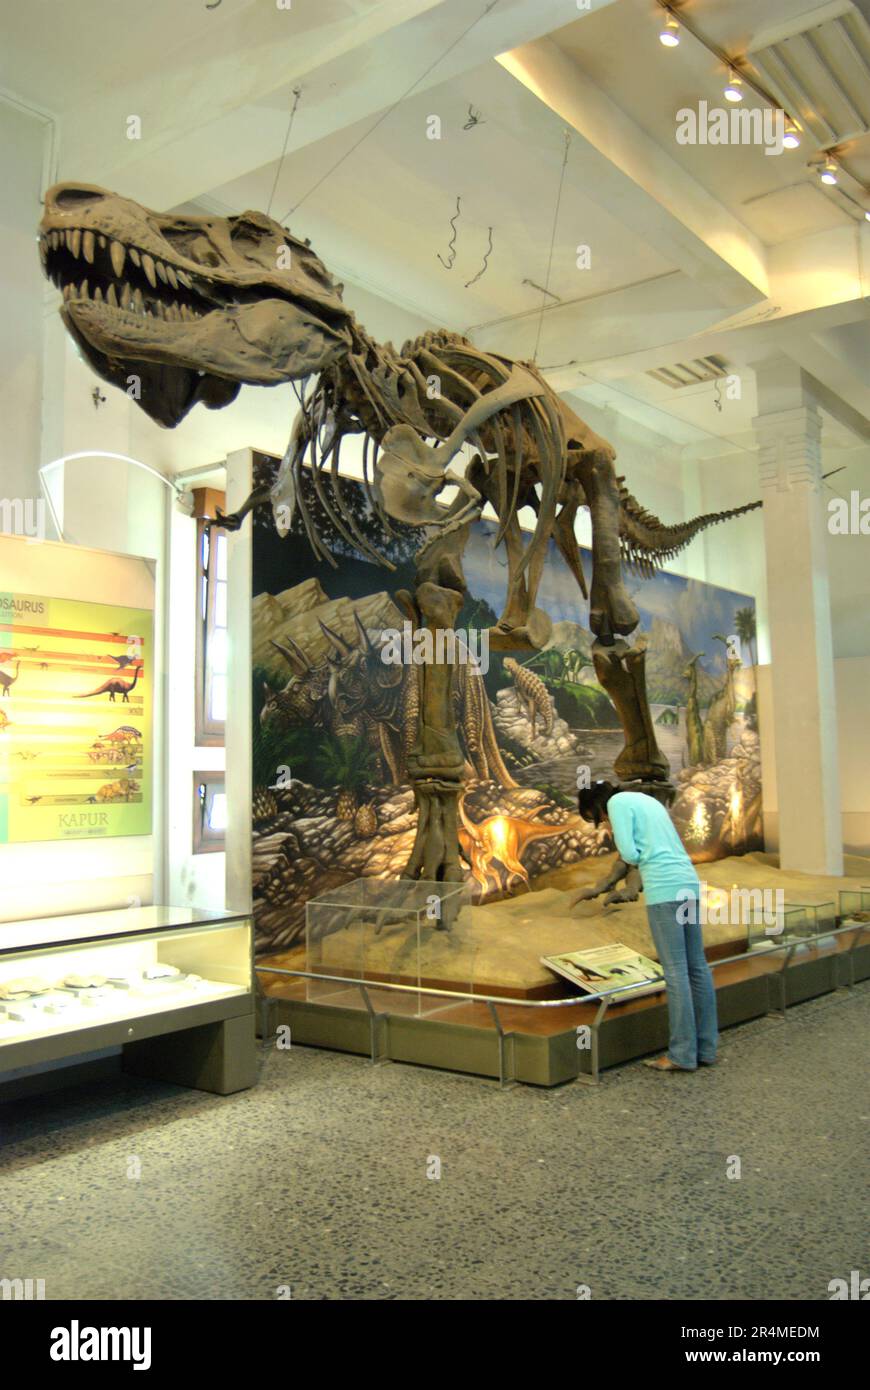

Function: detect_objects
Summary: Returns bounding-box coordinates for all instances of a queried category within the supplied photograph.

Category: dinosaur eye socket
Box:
[230,219,271,254]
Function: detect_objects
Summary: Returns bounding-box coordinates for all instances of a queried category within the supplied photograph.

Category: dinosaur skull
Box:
[39,183,353,426]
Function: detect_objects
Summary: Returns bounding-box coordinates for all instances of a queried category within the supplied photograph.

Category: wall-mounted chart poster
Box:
[0,594,152,842]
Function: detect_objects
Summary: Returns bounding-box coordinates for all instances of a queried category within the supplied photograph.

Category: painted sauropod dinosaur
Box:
[0,660,21,697]
[502,657,555,739]
[683,654,705,768]
[40,182,760,887]
[701,636,741,764]
[74,665,141,704]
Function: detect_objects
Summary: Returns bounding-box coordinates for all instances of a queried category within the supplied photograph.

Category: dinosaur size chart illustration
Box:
[0,593,152,842]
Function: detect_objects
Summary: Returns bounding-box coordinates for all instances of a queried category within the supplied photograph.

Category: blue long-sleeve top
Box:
[607,791,700,906]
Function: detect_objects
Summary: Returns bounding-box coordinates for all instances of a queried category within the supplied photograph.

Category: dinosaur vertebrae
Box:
[503,657,554,737]
[617,481,762,577]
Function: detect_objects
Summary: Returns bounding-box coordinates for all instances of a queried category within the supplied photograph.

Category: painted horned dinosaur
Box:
[261,615,517,788]
[40,182,760,888]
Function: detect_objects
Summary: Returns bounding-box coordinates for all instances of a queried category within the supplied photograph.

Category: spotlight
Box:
[865,210,870,222]
[724,69,744,102]
[659,15,680,47]
[820,160,838,185]
[783,119,801,150]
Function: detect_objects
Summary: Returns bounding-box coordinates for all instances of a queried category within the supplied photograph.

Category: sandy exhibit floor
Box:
[310,852,870,995]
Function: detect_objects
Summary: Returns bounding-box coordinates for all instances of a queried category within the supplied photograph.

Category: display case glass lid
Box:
[0,905,250,953]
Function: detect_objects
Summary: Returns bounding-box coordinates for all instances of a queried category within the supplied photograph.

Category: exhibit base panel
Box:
[123,1011,257,1096]
[261,936,870,1088]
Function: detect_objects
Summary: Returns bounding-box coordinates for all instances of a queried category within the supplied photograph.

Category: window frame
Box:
[192,770,226,854]
[193,487,227,747]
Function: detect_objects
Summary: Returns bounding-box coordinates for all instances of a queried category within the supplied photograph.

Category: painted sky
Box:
[463,520,755,675]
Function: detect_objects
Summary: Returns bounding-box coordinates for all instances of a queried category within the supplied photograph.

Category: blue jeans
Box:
[646,900,718,1069]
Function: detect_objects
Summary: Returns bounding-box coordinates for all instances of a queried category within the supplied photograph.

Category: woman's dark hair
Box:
[578,780,619,827]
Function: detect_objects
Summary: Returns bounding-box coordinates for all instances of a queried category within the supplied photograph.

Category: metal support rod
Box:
[574,996,611,1087]
[773,943,797,1016]
[359,984,386,1065]
[486,1000,515,1088]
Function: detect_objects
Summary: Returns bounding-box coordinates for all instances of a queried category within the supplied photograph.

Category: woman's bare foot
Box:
[643,1056,694,1072]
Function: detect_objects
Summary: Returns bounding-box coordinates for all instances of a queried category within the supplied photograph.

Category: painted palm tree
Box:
[734,607,757,667]
[315,734,376,822]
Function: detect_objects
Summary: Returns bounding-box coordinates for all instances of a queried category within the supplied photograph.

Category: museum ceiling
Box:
[6,0,870,466]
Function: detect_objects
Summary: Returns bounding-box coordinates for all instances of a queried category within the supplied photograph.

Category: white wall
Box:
[0,98,48,509]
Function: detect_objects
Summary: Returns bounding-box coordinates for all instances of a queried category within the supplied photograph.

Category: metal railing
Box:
[255,918,868,1087]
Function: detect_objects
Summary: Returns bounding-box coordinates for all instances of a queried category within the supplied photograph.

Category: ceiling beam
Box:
[496,37,771,312]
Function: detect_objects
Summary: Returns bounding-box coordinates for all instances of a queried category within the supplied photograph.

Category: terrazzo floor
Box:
[1,982,868,1301]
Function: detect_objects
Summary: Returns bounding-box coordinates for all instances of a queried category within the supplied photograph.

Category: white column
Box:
[753,362,842,874]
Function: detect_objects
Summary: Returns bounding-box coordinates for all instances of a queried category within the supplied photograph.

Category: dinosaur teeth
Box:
[107,284,118,308]
[120,282,132,310]
[93,286,103,303]
[110,240,126,277]
[129,247,141,267]
[165,265,178,289]
[176,269,192,289]
[82,230,95,263]
[142,253,157,288]
[70,228,81,258]
[132,287,144,312]
[155,259,167,284]
[98,234,106,249]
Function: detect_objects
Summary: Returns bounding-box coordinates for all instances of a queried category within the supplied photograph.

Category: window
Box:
[193,488,227,745]
[193,771,226,854]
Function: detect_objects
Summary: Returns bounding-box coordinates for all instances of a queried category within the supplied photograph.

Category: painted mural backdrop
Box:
[250,457,761,953]
[0,595,152,842]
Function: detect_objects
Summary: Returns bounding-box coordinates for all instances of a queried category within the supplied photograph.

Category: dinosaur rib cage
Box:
[281,329,762,591]
[284,339,568,598]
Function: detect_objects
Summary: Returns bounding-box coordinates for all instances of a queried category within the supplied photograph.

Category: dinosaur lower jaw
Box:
[60,311,238,428]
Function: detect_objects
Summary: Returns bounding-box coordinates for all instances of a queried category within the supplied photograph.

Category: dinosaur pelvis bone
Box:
[373,426,476,526]
[373,363,546,529]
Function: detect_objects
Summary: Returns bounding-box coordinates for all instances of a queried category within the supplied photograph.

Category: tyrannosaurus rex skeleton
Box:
[40,183,760,888]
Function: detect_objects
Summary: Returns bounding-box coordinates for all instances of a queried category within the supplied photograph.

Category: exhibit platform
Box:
[257,854,870,1087]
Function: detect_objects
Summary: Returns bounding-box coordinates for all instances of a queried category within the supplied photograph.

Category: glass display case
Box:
[0,906,256,1094]
[838,889,870,925]
[306,878,473,1016]
[747,900,837,953]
